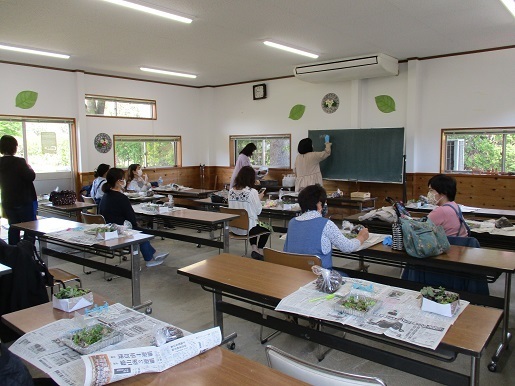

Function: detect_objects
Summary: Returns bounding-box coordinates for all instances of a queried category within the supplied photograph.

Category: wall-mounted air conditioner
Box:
[294,53,398,83]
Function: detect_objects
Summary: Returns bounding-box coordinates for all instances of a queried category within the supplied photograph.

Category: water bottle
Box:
[279,188,284,201]
[157,176,163,187]
[168,194,174,208]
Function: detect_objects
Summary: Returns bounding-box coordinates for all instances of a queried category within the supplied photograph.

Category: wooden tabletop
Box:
[153,188,217,198]
[365,243,515,273]
[1,292,305,386]
[178,253,503,356]
[136,207,239,224]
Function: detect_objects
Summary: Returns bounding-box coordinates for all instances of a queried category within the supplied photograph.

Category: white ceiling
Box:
[0,0,514,87]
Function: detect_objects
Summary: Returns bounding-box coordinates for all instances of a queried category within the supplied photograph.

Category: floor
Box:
[18,223,515,385]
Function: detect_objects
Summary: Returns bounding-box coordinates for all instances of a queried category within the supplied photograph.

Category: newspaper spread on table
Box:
[9,303,221,386]
[44,224,141,246]
[275,278,468,350]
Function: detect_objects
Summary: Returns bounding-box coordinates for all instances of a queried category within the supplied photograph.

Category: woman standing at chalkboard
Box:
[294,136,331,191]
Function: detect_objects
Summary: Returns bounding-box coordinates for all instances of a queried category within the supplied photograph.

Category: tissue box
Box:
[53,292,94,312]
[350,191,371,199]
[421,296,459,317]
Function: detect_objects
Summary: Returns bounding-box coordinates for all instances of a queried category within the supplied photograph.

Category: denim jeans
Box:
[139,240,156,261]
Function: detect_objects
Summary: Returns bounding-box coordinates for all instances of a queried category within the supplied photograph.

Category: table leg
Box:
[470,356,480,386]
[213,291,224,335]
[223,220,230,253]
[38,238,49,266]
[130,243,152,313]
[489,272,512,371]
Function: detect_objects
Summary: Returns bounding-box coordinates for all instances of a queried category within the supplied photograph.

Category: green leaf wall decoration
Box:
[289,104,305,120]
[375,95,395,113]
[16,91,38,109]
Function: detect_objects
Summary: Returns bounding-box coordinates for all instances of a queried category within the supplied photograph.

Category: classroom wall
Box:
[1,47,515,179]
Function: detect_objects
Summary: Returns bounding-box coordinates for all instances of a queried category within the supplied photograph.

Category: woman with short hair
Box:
[0,135,37,245]
[230,143,259,189]
[90,163,109,205]
[284,184,368,270]
[99,168,168,267]
[294,137,331,192]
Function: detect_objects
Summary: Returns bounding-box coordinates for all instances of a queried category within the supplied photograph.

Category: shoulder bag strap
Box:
[442,203,471,236]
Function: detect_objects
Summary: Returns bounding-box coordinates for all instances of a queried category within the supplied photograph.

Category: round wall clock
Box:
[321,93,339,114]
[94,133,112,153]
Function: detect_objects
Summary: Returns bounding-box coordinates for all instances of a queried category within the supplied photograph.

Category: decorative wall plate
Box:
[94,133,112,153]
[321,93,339,114]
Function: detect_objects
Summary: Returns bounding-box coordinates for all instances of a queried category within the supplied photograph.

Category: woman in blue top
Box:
[283,184,369,269]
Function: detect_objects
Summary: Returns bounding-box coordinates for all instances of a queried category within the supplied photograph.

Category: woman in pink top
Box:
[427,174,468,237]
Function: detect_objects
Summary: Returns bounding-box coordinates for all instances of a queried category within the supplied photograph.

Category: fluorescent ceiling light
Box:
[102,0,192,23]
[140,67,197,78]
[0,44,70,59]
[499,0,515,18]
[264,41,318,59]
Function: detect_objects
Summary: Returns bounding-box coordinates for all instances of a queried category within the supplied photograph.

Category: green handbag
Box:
[400,217,450,258]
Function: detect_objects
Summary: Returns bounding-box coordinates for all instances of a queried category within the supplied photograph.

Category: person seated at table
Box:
[126,164,151,192]
[99,168,168,267]
[90,163,109,205]
[427,174,469,237]
[283,184,369,270]
[229,166,270,260]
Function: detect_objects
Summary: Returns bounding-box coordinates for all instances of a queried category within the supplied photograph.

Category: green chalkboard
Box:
[308,128,405,183]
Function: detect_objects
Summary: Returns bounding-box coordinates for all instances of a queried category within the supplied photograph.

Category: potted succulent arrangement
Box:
[53,287,94,312]
[61,324,123,354]
[420,286,460,317]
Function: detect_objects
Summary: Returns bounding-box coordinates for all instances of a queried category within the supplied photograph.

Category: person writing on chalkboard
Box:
[426,174,469,237]
[294,136,331,192]
[283,184,369,270]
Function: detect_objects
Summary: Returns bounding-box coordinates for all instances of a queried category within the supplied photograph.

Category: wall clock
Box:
[253,83,267,100]
[94,133,112,153]
[321,92,339,113]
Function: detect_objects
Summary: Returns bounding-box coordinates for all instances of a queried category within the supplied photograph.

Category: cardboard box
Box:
[421,296,459,317]
[53,292,94,312]
[96,230,118,240]
[350,191,371,199]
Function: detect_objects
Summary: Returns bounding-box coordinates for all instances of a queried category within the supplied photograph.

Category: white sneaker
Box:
[154,252,169,261]
[145,258,163,267]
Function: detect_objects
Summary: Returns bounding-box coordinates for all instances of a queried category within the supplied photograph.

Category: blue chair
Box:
[402,236,489,295]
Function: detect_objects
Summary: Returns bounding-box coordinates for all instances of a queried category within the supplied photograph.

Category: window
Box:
[0,117,74,173]
[442,128,515,173]
[85,95,156,119]
[114,135,181,169]
[230,134,291,168]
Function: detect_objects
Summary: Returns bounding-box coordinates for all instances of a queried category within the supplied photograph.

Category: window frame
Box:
[85,94,157,120]
[229,134,291,168]
[0,115,77,176]
[440,127,515,174]
[113,134,182,169]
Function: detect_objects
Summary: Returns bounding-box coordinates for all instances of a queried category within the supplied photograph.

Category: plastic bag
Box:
[312,265,343,294]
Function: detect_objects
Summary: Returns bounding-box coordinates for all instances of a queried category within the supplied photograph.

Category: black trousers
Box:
[3,201,37,245]
[248,225,270,248]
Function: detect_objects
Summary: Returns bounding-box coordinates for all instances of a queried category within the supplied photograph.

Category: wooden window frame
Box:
[85,94,157,120]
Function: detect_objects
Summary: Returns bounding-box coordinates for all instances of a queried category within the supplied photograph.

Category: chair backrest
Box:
[447,236,480,248]
[81,213,106,225]
[263,247,321,271]
[81,195,95,204]
[219,207,249,230]
[266,346,386,386]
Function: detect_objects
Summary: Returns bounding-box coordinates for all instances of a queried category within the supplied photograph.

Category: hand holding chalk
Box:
[325,135,330,143]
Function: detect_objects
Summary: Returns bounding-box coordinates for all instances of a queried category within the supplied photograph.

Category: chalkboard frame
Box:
[308,127,405,184]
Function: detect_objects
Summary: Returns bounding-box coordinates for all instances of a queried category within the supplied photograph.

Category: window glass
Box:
[114,135,181,169]
[0,118,73,173]
[442,128,515,173]
[85,95,156,119]
[231,135,291,168]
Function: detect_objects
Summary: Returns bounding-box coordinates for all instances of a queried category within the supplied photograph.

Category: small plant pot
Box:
[421,295,459,317]
[53,292,94,312]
